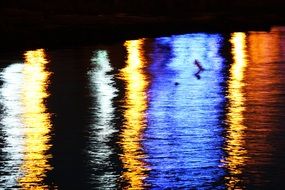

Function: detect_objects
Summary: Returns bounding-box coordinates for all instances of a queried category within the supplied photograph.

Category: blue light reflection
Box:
[144,33,226,189]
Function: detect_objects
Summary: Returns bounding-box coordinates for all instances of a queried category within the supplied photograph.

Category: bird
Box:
[193,59,204,71]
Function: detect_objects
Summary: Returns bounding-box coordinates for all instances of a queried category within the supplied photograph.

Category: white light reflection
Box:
[88,50,118,188]
[0,63,25,188]
[144,33,225,189]
[0,49,53,189]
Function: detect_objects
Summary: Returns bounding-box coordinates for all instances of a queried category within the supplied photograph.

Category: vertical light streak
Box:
[225,33,248,189]
[242,29,282,186]
[18,49,53,189]
[88,50,118,188]
[119,39,149,189]
[90,50,117,142]
[0,63,25,188]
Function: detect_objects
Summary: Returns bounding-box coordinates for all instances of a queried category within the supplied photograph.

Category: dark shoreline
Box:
[1,12,284,51]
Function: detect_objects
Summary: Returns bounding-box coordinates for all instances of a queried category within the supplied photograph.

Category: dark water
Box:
[1,27,285,189]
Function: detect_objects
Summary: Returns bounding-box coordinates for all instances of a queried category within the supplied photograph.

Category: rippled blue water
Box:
[144,34,225,189]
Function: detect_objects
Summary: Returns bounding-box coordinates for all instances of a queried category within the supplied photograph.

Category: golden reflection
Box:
[242,30,281,185]
[119,39,149,189]
[18,49,53,189]
[225,33,248,189]
[248,30,280,64]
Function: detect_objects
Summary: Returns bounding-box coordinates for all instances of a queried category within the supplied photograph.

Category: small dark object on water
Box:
[193,59,205,79]
[195,73,201,79]
[194,59,204,71]
[175,82,179,85]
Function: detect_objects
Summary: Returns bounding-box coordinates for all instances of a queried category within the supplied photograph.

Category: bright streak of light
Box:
[88,50,118,187]
[225,32,248,190]
[119,39,149,190]
[18,49,53,189]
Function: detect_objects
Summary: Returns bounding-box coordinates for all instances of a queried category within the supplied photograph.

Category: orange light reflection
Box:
[18,49,53,189]
[119,39,149,190]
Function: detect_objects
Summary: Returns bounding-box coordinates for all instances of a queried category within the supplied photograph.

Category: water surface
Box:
[1,27,285,189]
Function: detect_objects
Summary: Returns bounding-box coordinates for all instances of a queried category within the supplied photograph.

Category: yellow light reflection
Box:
[225,33,248,189]
[119,39,149,189]
[18,49,53,189]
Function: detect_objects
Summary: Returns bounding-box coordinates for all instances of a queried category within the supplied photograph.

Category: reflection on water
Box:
[19,49,53,189]
[1,27,285,189]
[0,63,25,188]
[88,50,118,188]
[243,28,285,187]
[0,49,52,189]
[224,33,248,189]
[144,34,225,189]
[118,39,149,189]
